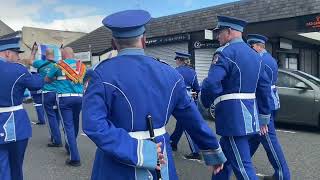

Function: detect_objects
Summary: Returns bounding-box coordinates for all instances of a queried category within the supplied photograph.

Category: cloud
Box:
[0,0,103,33]
[0,0,41,30]
[39,15,104,32]
[3,15,104,33]
[0,0,41,19]
[54,5,98,18]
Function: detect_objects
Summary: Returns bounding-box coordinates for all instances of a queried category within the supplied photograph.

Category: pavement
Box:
[22,104,320,180]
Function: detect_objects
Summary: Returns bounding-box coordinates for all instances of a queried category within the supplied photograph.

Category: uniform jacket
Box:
[260,50,280,110]
[175,65,200,94]
[82,48,226,180]
[0,58,44,144]
[201,38,272,136]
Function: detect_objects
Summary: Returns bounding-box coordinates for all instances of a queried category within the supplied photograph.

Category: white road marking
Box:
[276,129,296,134]
[256,173,268,177]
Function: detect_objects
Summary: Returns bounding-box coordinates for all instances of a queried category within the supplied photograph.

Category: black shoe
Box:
[65,159,81,167]
[183,153,202,162]
[47,143,63,147]
[170,143,177,152]
[35,122,45,125]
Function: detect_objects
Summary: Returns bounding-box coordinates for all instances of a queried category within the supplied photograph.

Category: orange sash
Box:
[56,60,86,83]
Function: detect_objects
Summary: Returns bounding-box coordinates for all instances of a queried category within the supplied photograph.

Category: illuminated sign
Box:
[305,15,320,29]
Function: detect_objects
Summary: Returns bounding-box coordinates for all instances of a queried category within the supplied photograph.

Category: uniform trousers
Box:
[57,95,82,161]
[0,139,28,180]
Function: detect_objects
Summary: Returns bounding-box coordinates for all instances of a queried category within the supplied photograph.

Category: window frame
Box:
[277,71,313,90]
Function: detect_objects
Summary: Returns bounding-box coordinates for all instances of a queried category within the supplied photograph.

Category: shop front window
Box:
[285,55,298,70]
[279,53,298,70]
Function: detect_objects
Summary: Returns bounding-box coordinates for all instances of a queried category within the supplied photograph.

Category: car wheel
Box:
[209,103,215,120]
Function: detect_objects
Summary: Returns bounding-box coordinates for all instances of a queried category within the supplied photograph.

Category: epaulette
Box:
[91,62,100,71]
[149,56,170,66]
[186,65,195,69]
[92,57,116,71]
[13,62,27,67]
[12,62,32,75]
[159,60,169,66]
[92,50,118,70]
[215,43,230,54]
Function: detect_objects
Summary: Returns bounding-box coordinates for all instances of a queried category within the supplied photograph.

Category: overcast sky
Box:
[0,0,238,33]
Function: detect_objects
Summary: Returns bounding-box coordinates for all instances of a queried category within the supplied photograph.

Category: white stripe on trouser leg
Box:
[265,134,283,180]
[229,137,250,180]
[184,131,196,153]
[56,97,71,159]
[42,92,52,138]
[139,140,144,166]
[33,103,43,107]
[161,135,169,179]
[136,140,141,166]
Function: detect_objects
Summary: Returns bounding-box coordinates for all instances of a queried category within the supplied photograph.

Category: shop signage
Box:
[193,41,219,49]
[146,34,190,46]
[74,51,91,62]
[305,15,320,29]
[204,29,213,40]
[299,14,320,31]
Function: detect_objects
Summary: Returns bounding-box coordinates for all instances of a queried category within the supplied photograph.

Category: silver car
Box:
[277,69,320,127]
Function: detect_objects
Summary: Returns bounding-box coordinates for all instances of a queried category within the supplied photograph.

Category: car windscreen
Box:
[291,71,320,87]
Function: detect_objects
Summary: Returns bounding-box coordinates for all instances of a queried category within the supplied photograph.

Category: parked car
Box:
[198,69,320,128]
[277,69,320,127]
